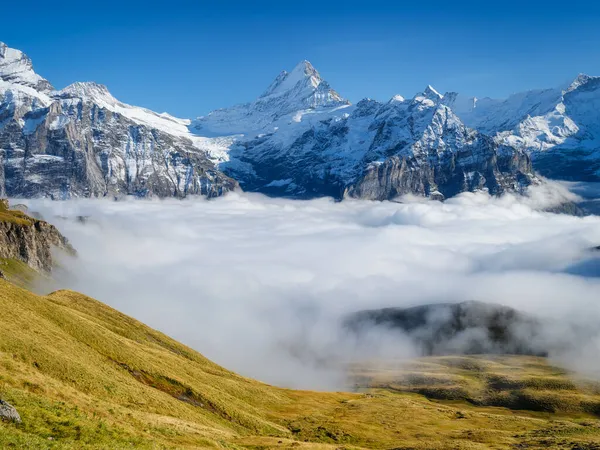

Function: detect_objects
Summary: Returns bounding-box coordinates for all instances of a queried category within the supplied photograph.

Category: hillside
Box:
[344,301,548,356]
[1,280,600,449]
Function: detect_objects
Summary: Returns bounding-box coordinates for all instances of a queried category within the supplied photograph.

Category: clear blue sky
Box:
[3,0,600,118]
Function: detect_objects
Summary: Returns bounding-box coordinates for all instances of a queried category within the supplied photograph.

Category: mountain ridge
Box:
[0,40,597,201]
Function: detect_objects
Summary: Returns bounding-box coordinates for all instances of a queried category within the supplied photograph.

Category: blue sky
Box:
[3,0,600,118]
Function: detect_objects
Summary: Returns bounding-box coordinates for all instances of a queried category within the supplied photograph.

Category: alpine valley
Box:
[1,41,599,201]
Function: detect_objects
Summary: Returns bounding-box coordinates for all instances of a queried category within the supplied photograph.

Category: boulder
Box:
[0,399,21,423]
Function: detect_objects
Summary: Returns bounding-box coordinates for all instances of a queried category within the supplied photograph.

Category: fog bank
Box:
[19,184,600,389]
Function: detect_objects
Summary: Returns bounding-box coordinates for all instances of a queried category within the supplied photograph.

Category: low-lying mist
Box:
[18,183,600,389]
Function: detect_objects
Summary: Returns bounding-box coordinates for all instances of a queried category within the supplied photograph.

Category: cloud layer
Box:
[19,184,600,389]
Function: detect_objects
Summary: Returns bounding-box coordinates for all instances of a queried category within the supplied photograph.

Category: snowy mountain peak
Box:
[389,94,406,103]
[55,81,116,103]
[261,59,328,98]
[0,41,53,92]
[565,73,600,94]
[423,85,443,100]
[192,60,350,135]
[290,59,319,78]
[52,81,194,137]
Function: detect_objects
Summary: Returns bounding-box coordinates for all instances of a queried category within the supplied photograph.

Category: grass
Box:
[350,355,600,415]
[0,258,41,289]
[0,201,35,226]
[1,280,600,448]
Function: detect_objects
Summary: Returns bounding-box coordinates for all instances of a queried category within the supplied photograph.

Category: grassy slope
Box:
[0,257,41,290]
[1,280,600,449]
[352,355,600,415]
[0,201,35,226]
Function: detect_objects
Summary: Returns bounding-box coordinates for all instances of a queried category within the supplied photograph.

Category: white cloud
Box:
[18,183,600,389]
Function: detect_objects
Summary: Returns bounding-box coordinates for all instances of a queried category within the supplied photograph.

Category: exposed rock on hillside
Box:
[0,400,21,423]
[0,199,74,273]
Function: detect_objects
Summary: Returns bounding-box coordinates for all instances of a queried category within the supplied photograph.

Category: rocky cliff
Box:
[0,199,73,273]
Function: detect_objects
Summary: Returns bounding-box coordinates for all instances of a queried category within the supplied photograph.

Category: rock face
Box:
[0,399,21,423]
[344,301,547,356]
[0,42,237,199]
[0,199,74,273]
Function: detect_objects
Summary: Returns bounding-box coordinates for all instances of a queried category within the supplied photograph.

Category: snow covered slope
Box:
[0,42,52,93]
[449,75,600,181]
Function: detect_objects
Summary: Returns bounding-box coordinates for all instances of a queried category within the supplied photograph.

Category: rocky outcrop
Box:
[0,399,21,423]
[345,140,534,201]
[0,199,74,273]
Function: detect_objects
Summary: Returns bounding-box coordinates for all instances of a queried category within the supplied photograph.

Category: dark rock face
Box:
[344,301,547,356]
[0,399,21,423]
[345,143,533,201]
[0,200,74,273]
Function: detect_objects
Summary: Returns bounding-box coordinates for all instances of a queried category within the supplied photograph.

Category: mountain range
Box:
[1,41,598,200]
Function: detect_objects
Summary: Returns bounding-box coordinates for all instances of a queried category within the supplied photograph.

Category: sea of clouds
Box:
[19,182,600,389]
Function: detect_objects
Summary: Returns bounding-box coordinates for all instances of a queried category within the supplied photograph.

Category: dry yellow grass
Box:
[1,278,600,449]
[351,355,600,416]
[0,201,36,226]
[0,258,41,289]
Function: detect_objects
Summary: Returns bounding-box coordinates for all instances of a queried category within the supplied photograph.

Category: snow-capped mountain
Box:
[191,60,350,136]
[0,42,236,198]
[3,40,597,201]
[0,42,52,92]
[215,81,535,200]
[448,75,600,181]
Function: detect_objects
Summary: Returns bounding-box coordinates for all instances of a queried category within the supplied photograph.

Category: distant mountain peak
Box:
[565,73,600,94]
[0,41,53,92]
[55,81,115,102]
[423,85,443,100]
[292,59,318,76]
[389,94,406,103]
[193,60,350,135]
[260,59,327,98]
